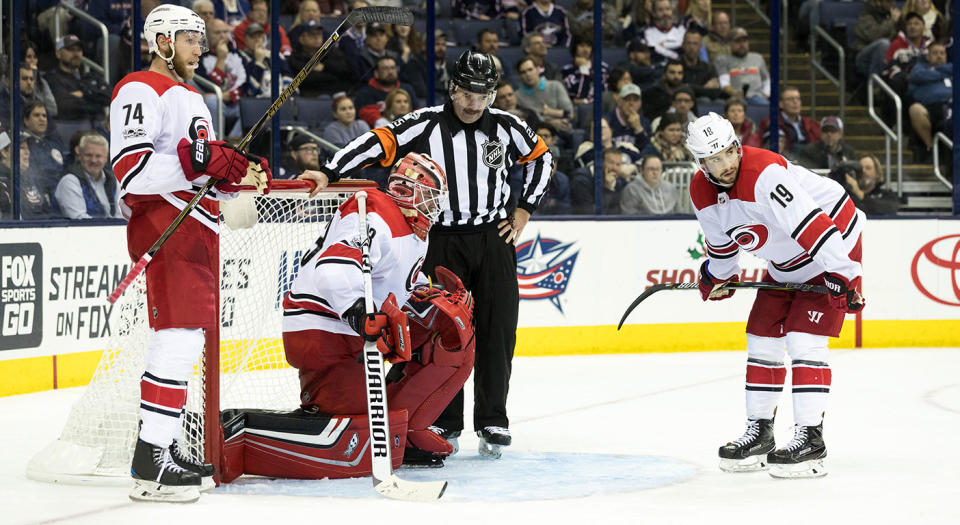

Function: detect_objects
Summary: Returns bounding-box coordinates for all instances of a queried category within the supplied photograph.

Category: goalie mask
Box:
[685,112,741,188]
[387,152,448,240]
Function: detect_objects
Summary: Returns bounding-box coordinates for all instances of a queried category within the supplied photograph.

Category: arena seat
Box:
[296,95,334,129]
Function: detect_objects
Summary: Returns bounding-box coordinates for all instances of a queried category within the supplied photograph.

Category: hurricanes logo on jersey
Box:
[725,224,770,252]
[188,116,211,141]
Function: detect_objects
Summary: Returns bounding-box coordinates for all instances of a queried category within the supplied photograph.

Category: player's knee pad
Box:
[785,332,829,363]
[389,339,476,431]
[746,334,787,363]
[144,328,205,380]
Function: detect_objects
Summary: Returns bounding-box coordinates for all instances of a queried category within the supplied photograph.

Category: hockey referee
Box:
[315,50,553,458]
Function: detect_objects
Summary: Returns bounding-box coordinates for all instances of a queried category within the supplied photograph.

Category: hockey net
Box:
[26,180,376,485]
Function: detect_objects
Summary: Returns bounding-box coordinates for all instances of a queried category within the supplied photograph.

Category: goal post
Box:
[26,179,377,486]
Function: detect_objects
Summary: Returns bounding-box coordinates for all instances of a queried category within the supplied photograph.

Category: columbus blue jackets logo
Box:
[482,138,505,169]
[516,234,579,313]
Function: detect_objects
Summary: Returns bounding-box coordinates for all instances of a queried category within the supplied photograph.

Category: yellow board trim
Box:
[2,320,958,397]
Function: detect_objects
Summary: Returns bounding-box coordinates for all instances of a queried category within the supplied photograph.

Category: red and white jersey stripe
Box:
[282,189,428,335]
[690,146,864,284]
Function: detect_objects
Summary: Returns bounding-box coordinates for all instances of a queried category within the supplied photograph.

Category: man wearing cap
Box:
[795,116,858,171]
[606,82,651,151]
[0,130,58,219]
[715,27,770,105]
[233,0,292,56]
[44,35,111,120]
[758,86,820,154]
[289,20,356,97]
[281,134,327,179]
[197,19,248,136]
[354,24,399,81]
[238,22,294,98]
[624,38,661,92]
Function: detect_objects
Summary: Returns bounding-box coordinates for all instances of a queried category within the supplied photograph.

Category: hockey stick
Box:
[617,281,831,330]
[356,191,448,502]
[108,6,415,304]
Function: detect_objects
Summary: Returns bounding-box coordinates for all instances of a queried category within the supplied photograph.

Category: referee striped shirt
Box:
[320,101,553,228]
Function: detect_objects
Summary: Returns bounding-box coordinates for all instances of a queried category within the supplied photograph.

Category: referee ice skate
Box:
[318,50,553,458]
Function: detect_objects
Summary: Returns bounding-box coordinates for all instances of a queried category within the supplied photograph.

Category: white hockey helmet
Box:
[685,112,741,187]
[144,4,209,56]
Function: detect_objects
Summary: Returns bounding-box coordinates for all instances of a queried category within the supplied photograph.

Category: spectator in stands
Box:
[621,155,680,215]
[54,134,118,219]
[493,82,541,127]
[683,0,712,35]
[315,0,345,18]
[386,23,416,66]
[19,41,58,119]
[575,116,642,175]
[704,10,731,61]
[197,19,248,137]
[476,29,501,60]
[882,12,932,94]
[571,146,631,214]
[289,20,356,96]
[21,101,65,193]
[628,0,654,29]
[642,59,684,120]
[561,34,609,105]
[521,33,562,81]
[623,38,661,93]
[635,0,686,66]
[234,0,293,56]
[757,86,821,154]
[323,95,371,148]
[287,0,323,42]
[794,116,858,171]
[853,0,901,77]
[650,86,697,132]
[715,28,770,105]
[602,66,633,113]
[0,130,59,219]
[515,57,574,133]
[212,0,250,27]
[455,0,520,20]
[640,112,693,162]
[724,97,759,146]
[680,31,721,101]
[521,0,572,48]
[355,56,419,125]
[569,0,620,47]
[830,155,900,216]
[84,0,130,83]
[45,35,111,121]
[907,42,951,157]
[904,0,947,40]
[339,0,369,60]
[193,0,216,25]
[281,134,325,179]
[374,88,413,127]
[0,65,57,128]
[238,23,294,98]
[353,24,399,81]
[401,29,452,103]
[533,123,572,215]
[607,83,652,151]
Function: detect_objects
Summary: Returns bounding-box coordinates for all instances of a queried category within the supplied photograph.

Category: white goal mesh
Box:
[26,180,375,484]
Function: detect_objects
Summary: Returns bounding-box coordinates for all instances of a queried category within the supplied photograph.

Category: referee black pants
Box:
[422,223,518,431]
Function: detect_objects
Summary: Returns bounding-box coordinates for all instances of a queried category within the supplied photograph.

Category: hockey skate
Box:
[768,424,828,479]
[170,440,216,492]
[477,426,511,459]
[130,439,201,503]
[718,418,776,472]
[402,446,447,468]
[428,425,461,455]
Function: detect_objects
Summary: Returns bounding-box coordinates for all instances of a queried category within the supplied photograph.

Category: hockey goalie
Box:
[219,152,476,482]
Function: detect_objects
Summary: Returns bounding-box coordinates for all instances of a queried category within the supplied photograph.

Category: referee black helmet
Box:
[450,50,499,95]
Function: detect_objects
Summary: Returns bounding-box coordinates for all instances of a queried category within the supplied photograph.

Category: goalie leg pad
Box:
[220,407,408,481]
[388,337,476,432]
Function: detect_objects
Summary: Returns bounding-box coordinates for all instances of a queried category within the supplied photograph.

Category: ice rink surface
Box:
[2,348,959,525]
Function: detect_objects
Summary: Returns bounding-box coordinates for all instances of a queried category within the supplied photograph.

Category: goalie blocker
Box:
[220,266,474,479]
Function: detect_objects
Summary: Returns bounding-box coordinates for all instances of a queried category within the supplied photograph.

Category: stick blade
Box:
[349,6,414,26]
[374,475,447,502]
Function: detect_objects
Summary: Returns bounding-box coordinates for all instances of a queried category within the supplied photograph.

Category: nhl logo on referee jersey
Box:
[482,139,505,169]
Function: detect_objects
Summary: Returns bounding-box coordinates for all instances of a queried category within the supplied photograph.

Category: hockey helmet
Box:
[144,4,209,56]
[685,112,741,188]
[387,153,448,240]
[449,51,499,108]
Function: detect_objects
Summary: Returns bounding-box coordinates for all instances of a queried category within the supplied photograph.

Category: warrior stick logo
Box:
[516,234,579,313]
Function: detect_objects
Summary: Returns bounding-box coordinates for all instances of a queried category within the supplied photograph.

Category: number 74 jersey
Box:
[689,145,864,285]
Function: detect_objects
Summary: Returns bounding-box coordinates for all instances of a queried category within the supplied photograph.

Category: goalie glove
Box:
[823,273,865,313]
[404,266,475,366]
[343,294,412,362]
[698,260,739,301]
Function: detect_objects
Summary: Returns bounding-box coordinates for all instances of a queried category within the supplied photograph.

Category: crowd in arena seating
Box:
[3,0,951,220]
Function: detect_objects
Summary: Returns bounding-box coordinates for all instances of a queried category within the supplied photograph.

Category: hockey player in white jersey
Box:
[685,113,865,479]
[110,4,272,503]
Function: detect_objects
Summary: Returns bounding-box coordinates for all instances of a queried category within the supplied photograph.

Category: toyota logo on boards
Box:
[911,234,960,307]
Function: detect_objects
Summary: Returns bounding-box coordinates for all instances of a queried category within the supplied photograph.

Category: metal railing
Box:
[732,1,786,83]
[866,74,903,197]
[192,75,225,139]
[933,132,954,190]
[53,2,109,84]
[809,25,845,122]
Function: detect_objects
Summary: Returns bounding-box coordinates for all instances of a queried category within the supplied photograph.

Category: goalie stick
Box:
[617,281,830,330]
[356,191,448,502]
[108,6,415,304]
